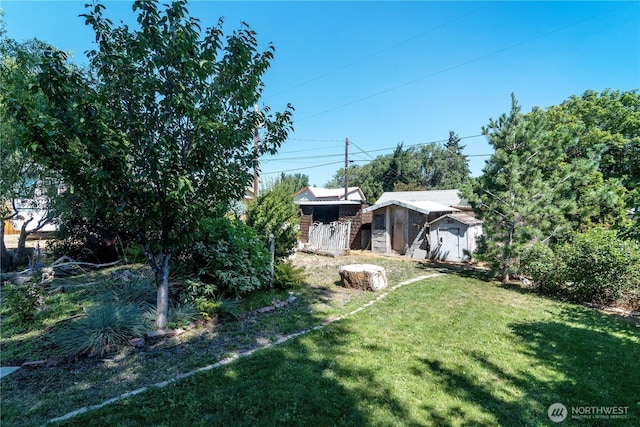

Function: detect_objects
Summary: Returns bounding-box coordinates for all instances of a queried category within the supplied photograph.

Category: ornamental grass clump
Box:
[54,302,145,358]
[98,277,157,310]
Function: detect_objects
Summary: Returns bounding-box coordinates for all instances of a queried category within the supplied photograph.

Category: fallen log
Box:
[48,259,122,276]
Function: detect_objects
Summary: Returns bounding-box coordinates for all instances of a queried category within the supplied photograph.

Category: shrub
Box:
[2,282,45,325]
[273,260,306,290]
[54,303,145,357]
[194,297,242,321]
[178,278,217,303]
[520,242,564,295]
[174,217,271,298]
[194,298,221,320]
[560,228,640,304]
[245,183,300,261]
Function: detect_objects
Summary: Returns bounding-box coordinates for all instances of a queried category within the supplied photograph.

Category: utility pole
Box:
[253,105,260,199]
[344,137,349,200]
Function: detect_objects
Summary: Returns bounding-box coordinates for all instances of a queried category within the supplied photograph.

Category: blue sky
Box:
[2,1,639,188]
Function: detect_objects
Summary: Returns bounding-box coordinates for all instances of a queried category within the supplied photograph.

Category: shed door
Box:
[391,207,407,254]
[438,227,461,261]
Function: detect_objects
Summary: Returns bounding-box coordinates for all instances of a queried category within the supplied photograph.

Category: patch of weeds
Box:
[216,297,243,321]
[242,288,290,311]
[193,298,222,321]
[1,282,45,327]
[273,261,306,290]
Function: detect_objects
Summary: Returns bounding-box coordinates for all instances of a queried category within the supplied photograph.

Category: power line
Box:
[262,134,490,169]
[295,3,631,123]
[263,2,493,101]
[264,134,486,162]
[350,140,375,160]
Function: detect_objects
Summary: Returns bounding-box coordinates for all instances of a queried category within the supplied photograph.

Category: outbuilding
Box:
[363,198,458,258]
[294,186,371,253]
[429,214,483,262]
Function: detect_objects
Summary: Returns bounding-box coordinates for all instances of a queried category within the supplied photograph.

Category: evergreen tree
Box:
[462,94,585,281]
[246,177,299,260]
[441,131,471,189]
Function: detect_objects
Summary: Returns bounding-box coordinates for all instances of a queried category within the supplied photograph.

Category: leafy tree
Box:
[326,157,390,202]
[9,1,293,328]
[275,173,308,194]
[0,32,59,271]
[326,136,470,202]
[462,94,588,281]
[544,89,639,237]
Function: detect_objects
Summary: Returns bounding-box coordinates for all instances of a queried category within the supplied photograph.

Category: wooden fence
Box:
[3,219,18,235]
[308,221,351,255]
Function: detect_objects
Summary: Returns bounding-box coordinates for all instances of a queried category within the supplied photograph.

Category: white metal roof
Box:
[363,199,459,215]
[376,189,466,207]
[294,186,366,203]
[429,213,483,226]
[296,200,362,206]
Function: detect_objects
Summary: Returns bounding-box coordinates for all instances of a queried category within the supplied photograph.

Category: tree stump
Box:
[339,264,387,291]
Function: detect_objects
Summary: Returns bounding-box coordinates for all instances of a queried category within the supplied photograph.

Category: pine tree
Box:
[462,94,582,281]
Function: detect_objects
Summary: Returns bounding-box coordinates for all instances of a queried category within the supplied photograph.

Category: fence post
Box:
[268,233,275,283]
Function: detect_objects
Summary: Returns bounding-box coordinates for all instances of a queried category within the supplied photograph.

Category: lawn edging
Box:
[47,273,442,425]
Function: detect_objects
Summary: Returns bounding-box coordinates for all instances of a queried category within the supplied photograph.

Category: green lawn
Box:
[46,272,639,426]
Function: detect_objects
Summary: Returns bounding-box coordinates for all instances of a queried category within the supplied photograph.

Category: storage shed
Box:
[363,199,458,257]
[429,214,483,262]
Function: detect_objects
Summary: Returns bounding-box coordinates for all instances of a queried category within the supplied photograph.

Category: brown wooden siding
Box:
[297,204,370,249]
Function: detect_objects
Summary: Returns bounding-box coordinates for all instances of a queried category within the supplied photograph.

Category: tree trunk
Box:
[1,220,13,272]
[501,226,514,282]
[155,253,171,330]
[339,264,387,291]
[12,217,34,267]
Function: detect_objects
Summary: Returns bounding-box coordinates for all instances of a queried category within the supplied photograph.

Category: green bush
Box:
[2,282,44,325]
[273,260,306,290]
[194,297,242,321]
[560,228,640,304]
[174,217,271,298]
[520,242,564,295]
[245,183,300,261]
[194,298,222,320]
[54,302,146,357]
[178,278,217,303]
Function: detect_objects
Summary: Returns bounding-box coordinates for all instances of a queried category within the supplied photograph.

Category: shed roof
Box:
[376,189,467,207]
[363,199,459,215]
[429,213,483,227]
